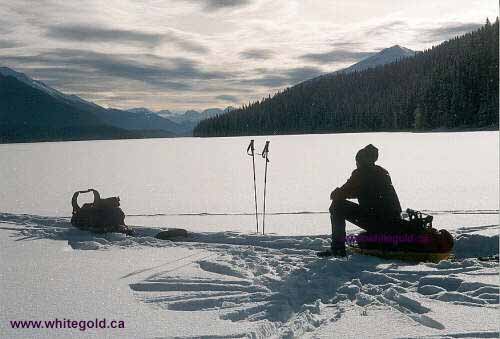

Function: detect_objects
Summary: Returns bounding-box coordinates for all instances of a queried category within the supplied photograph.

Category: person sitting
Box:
[318,144,402,257]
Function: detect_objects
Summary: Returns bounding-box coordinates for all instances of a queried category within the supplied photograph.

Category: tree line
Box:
[194,19,498,137]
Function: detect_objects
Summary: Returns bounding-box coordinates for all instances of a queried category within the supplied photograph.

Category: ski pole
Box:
[246,140,259,233]
[261,141,270,235]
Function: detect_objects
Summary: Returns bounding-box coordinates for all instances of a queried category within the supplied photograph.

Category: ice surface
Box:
[1,132,498,338]
[0,132,497,235]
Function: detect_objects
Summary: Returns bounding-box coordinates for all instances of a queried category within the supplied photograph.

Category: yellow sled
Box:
[349,246,452,263]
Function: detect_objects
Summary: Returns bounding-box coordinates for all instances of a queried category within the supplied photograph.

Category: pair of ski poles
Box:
[246,140,270,235]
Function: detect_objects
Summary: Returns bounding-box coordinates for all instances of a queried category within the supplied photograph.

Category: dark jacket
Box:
[337,164,402,219]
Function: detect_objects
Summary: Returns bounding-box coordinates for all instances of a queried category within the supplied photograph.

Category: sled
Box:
[348,245,452,263]
[347,209,454,263]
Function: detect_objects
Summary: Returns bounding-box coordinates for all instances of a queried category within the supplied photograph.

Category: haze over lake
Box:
[1,131,497,235]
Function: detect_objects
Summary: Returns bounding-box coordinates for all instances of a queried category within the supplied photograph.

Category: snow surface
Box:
[0,132,498,338]
[1,212,498,338]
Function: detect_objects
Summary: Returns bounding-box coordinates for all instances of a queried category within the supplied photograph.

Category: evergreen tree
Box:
[194,20,498,137]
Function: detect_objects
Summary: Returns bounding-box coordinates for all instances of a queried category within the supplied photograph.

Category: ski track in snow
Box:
[1,212,499,338]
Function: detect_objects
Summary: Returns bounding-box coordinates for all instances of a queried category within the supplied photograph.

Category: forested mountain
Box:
[194,19,498,137]
[0,68,178,143]
[0,74,141,143]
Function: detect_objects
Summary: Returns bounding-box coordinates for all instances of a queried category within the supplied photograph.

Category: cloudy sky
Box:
[0,0,497,112]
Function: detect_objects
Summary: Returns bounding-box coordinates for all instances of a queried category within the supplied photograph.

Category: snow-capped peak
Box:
[339,45,416,74]
[378,45,415,57]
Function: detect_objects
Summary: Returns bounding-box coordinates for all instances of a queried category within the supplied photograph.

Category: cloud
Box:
[242,75,288,87]
[300,49,375,64]
[367,20,408,37]
[215,94,240,103]
[189,0,253,11]
[330,41,366,49]
[164,32,210,54]
[0,49,230,91]
[0,20,11,34]
[15,66,107,91]
[239,66,324,87]
[285,67,324,83]
[421,22,483,42]
[46,25,209,53]
[0,40,20,49]
[239,48,274,60]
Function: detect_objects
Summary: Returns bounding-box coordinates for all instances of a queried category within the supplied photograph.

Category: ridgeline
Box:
[194,19,498,137]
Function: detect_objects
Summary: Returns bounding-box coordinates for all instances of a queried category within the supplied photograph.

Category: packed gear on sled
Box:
[350,209,454,262]
[71,189,133,235]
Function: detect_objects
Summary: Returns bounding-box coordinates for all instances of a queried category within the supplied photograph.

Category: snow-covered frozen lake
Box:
[1,131,498,339]
[0,131,498,234]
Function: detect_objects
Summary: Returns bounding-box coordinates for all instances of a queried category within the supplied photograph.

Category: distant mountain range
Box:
[127,106,235,126]
[0,44,420,143]
[0,67,232,143]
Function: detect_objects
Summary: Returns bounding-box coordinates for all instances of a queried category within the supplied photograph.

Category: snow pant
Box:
[329,199,399,249]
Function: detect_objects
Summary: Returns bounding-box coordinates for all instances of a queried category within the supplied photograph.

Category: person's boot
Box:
[332,240,347,257]
[317,243,347,258]
[332,245,346,257]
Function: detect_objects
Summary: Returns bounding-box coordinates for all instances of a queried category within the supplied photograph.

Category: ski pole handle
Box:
[247,140,255,156]
[261,141,270,161]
